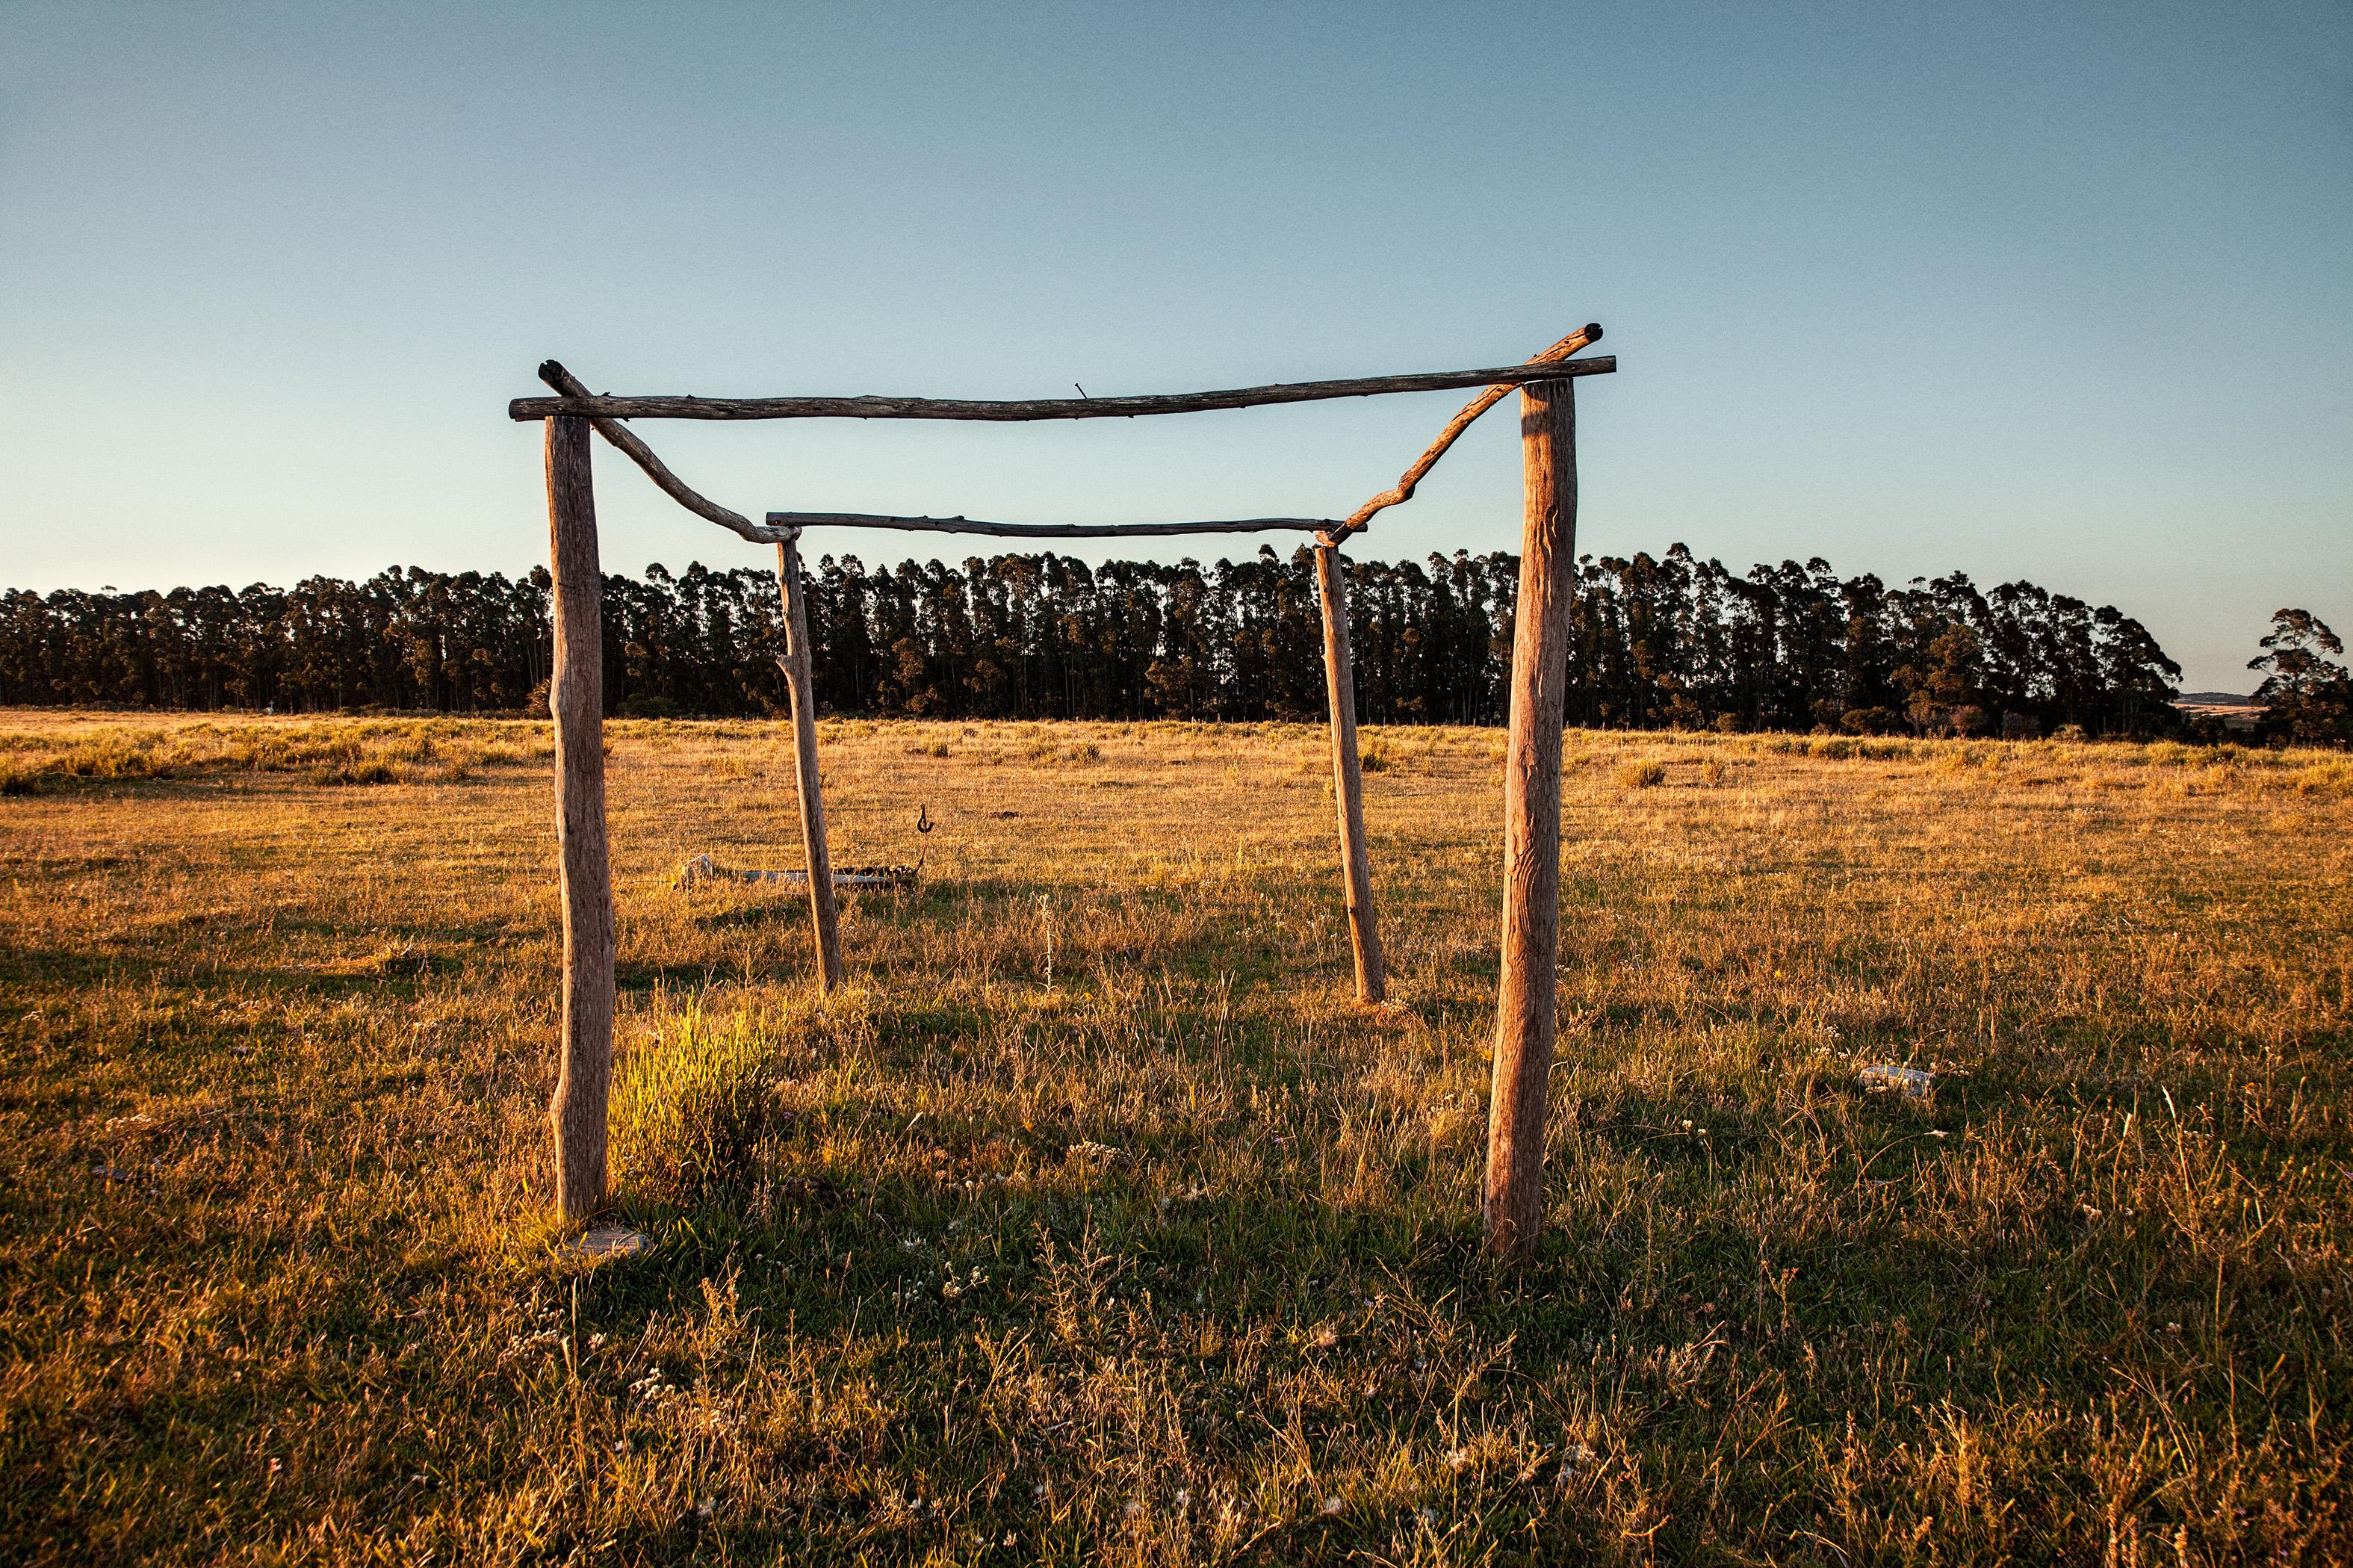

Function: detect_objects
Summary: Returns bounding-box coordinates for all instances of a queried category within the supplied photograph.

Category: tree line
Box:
[0,544,2189,736]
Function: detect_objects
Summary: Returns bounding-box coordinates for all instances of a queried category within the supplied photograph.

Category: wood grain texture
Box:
[1335,324,1600,538]
[544,416,615,1223]
[509,356,1615,423]
[774,536,844,991]
[1484,378,1579,1260]
[536,361,772,541]
[763,512,1333,539]
[1315,544,1386,1003]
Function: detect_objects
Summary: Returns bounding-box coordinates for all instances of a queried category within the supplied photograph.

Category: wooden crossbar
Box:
[524,327,1620,1260]
[509,355,1614,423]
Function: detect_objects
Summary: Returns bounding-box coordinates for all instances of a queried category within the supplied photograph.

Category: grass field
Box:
[1,711,2348,1565]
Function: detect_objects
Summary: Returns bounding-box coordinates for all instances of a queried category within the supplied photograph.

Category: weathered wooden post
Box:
[545,415,616,1222]
[772,530,844,991]
[1314,539,1386,1003]
[1483,375,1578,1259]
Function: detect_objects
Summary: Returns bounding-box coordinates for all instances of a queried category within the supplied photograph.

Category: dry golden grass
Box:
[0,710,2347,1564]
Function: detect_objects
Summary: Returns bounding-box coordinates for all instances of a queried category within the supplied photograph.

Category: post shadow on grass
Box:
[576,1074,2077,1373]
[687,899,800,933]
[559,1023,2316,1560]
[0,942,480,1008]
[582,1011,1979,1331]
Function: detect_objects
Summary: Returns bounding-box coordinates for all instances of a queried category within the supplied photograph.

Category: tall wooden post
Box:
[1315,541,1386,1003]
[545,415,615,1223]
[773,533,844,991]
[1483,376,1578,1259]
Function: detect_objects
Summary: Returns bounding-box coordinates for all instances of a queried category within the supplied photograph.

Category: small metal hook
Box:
[915,804,934,835]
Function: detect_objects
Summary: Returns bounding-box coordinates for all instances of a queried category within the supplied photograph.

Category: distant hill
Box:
[2171,692,2266,732]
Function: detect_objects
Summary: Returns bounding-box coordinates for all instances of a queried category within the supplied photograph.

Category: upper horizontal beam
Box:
[509,354,1615,423]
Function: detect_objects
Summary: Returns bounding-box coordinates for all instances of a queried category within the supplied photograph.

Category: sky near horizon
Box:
[2,3,2346,692]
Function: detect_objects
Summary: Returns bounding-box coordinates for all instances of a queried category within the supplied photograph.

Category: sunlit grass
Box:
[0,710,2346,1563]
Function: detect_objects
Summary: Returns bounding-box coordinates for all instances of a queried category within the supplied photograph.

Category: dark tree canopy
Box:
[2249,608,2352,746]
[0,545,2183,737]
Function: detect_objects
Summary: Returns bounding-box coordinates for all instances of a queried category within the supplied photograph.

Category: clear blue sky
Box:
[4,1,2346,691]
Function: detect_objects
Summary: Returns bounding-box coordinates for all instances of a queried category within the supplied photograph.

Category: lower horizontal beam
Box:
[763,512,1336,539]
[509,353,1615,423]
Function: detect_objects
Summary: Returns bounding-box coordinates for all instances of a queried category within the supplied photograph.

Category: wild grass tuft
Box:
[0,716,550,791]
[610,1006,787,1207]
[2288,758,2353,796]
[1614,757,1667,788]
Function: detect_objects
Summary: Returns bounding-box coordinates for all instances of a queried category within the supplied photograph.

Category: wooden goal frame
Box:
[509,328,1616,1257]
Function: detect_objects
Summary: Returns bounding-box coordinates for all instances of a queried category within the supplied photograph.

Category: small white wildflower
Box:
[1174,1489,1191,1507]
[1447,1447,1471,1473]
[1321,1495,1342,1516]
